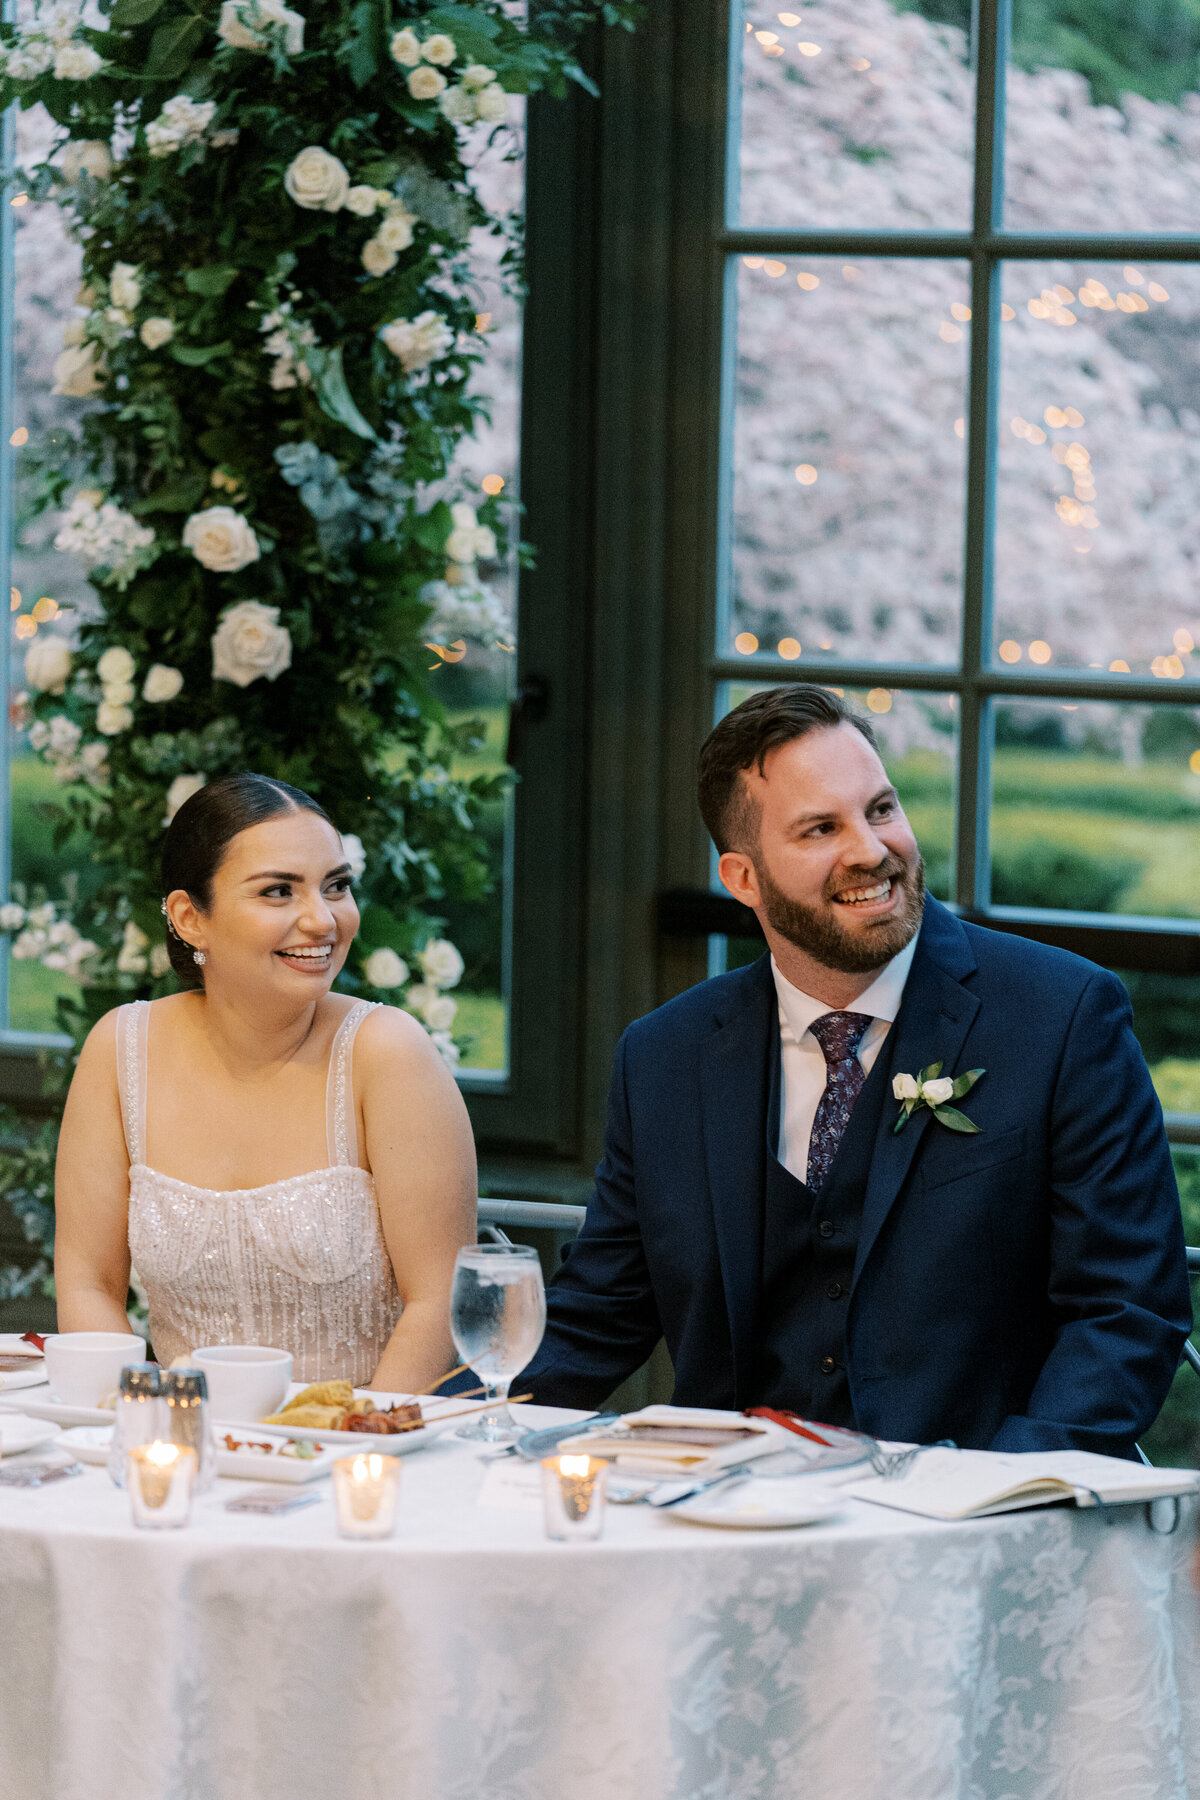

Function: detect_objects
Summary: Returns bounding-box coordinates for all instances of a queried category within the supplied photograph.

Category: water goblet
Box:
[449,1243,546,1443]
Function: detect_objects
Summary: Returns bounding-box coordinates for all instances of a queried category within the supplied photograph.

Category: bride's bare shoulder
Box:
[354,1000,449,1078]
[77,992,196,1067]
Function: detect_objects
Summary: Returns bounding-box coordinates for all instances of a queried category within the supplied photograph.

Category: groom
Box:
[523,685,1192,1455]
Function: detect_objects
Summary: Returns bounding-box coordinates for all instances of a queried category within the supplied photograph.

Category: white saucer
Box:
[0,1391,113,1428]
[668,1482,842,1530]
[0,1412,61,1457]
[60,1424,341,1484]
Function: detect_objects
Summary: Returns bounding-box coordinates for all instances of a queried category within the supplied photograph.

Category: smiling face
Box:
[716,722,924,977]
[167,809,359,999]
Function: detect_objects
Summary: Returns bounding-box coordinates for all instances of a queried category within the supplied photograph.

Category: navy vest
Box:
[754,1018,893,1423]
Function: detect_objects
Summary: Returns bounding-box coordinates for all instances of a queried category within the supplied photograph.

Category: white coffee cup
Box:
[43,1332,147,1408]
[191,1345,293,1421]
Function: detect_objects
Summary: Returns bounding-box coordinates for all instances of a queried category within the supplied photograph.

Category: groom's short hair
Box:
[698,685,877,853]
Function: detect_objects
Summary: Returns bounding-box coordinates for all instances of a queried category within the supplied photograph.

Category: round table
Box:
[1,1405,1198,1800]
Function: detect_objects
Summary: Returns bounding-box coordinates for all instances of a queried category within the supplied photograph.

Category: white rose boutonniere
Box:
[212,600,292,686]
[284,146,350,212]
[182,504,260,572]
[892,1063,985,1134]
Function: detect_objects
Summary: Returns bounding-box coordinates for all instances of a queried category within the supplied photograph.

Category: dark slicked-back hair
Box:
[697,685,878,853]
[161,772,333,989]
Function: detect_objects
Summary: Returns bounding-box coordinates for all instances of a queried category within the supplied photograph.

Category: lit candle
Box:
[127,1440,197,1529]
[541,1453,607,1541]
[332,1453,401,1540]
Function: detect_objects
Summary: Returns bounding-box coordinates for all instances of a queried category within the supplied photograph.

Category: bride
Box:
[54,772,478,1391]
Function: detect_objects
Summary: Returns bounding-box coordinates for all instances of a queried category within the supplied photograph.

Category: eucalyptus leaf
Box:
[311,346,376,441]
[931,1106,981,1133]
[951,1067,985,1098]
[919,1061,943,1083]
[183,265,238,297]
[170,340,231,366]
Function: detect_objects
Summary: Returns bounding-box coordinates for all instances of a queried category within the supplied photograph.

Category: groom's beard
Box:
[755,850,926,975]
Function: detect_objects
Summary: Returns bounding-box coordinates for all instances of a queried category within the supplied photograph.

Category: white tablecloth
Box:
[1,1406,1198,1800]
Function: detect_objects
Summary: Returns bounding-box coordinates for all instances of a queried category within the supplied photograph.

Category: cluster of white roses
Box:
[259,298,317,389]
[281,146,419,278]
[388,29,508,125]
[27,713,108,788]
[54,489,157,588]
[51,261,176,395]
[217,0,303,57]
[380,311,455,373]
[363,936,465,1065]
[420,500,508,641]
[145,95,225,159]
[2,902,99,976]
[116,920,173,978]
[96,645,184,735]
[0,0,104,82]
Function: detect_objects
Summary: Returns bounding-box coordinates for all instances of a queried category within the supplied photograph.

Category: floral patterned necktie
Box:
[805,1011,874,1192]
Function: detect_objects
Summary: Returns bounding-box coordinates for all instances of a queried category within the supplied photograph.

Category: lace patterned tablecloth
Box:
[0,1408,1197,1800]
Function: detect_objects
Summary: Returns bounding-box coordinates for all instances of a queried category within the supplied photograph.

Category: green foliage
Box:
[989,841,1140,913]
[902,0,1200,107]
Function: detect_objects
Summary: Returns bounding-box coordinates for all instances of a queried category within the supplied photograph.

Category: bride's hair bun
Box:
[160,772,332,988]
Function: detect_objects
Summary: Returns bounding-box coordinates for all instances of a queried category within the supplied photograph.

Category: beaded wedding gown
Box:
[118,998,401,1383]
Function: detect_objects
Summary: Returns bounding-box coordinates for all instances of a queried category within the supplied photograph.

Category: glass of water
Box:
[449,1242,546,1443]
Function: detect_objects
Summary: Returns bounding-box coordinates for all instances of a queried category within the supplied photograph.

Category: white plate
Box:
[0,1365,49,1394]
[0,1391,114,1428]
[668,1484,842,1530]
[214,1387,471,1457]
[0,1411,61,1457]
[58,1425,342,1485]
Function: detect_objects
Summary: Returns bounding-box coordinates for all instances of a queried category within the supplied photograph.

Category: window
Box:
[685,0,1200,1132]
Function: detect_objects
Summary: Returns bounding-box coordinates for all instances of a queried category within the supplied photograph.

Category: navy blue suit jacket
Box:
[523,899,1193,1455]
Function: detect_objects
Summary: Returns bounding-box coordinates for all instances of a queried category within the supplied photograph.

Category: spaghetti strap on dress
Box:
[121,999,401,1383]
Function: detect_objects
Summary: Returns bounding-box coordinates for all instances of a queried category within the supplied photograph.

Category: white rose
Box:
[25,635,73,694]
[60,139,112,181]
[79,741,108,773]
[344,184,379,216]
[11,929,47,960]
[217,0,262,48]
[419,937,464,990]
[164,772,206,823]
[109,262,141,310]
[140,317,174,349]
[102,680,135,706]
[27,903,55,928]
[375,208,414,253]
[389,27,420,65]
[61,318,86,347]
[52,341,104,396]
[116,919,149,975]
[97,645,135,685]
[212,599,292,686]
[53,41,102,78]
[182,505,260,572]
[407,65,446,100]
[363,946,408,989]
[283,146,350,212]
[150,943,172,978]
[892,1073,920,1101]
[0,904,26,931]
[421,32,456,65]
[445,525,480,563]
[439,84,476,125]
[361,236,397,278]
[473,82,509,125]
[430,1030,460,1067]
[422,993,457,1031]
[920,1077,955,1107]
[6,40,55,79]
[340,833,366,879]
[405,982,435,1015]
[47,918,78,946]
[143,663,183,703]
[380,310,454,373]
[97,700,133,735]
[462,63,495,90]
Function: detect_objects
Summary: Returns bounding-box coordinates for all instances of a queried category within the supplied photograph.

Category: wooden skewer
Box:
[406,1392,533,1430]
[415,1362,468,1396]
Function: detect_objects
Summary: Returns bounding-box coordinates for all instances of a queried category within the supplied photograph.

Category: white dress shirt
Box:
[771,934,919,1182]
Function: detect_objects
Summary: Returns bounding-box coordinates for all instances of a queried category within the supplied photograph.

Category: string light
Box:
[31,597,57,622]
[1000,304,1015,321]
[796,271,819,290]
[842,266,861,281]
[1148,282,1170,302]
[953,418,965,438]
[866,688,892,713]
[1174,628,1195,655]
[777,12,802,23]
[743,256,764,269]
[1044,406,1066,428]
[849,56,871,70]
[13,616,35,640]
[939,322,962,342]
[474,312,492,333]
[1028,641,1052,664]
[777,637,801,659]
[8,587,19,612]
[950,302,971,322]
[481,474,505,495]
[998,640,1021,663]
[1124,267,1145,285]
[734,632,758,655]
[1110,660,1130,672]
[1190,751,1200,775]
[764,260,786,277]
[797,41,821,55]
[9,427,27,447]
[795,464,818,485]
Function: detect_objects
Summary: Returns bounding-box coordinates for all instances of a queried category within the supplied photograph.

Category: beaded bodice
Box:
[120,999,401,1384]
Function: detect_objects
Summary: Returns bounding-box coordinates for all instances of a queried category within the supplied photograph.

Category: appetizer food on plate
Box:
[262,1382,425,1435]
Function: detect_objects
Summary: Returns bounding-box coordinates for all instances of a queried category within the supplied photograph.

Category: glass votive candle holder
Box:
[126,1441,197,1529]
[332,1452,401,1540]
[541,1454,607,1541]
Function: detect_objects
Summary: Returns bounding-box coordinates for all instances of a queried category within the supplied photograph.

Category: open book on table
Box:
[844,1447,1200,1520]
